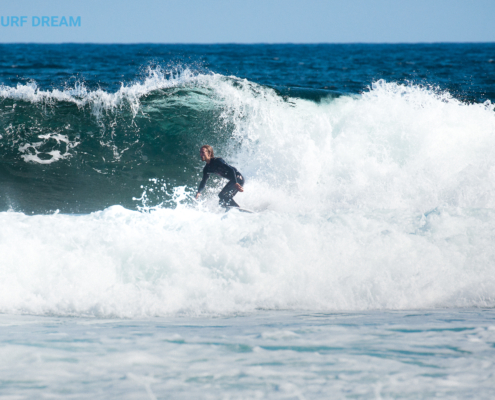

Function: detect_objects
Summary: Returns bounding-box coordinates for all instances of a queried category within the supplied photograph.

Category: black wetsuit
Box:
[197,158,245,207]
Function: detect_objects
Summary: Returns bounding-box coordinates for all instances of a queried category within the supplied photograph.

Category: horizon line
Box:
[1,41,495,45]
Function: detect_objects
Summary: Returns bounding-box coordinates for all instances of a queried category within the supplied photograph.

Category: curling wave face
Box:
[1,67,495,316]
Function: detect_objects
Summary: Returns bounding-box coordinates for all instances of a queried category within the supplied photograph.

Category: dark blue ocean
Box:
[1,44,495,399]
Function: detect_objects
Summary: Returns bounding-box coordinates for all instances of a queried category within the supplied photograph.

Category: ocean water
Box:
[1,43,495,398]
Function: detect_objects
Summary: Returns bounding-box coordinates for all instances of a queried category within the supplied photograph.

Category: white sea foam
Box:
[215,78,495,213]
[0,204,494,317]
[18,133,79,164]
[1,76,495,317]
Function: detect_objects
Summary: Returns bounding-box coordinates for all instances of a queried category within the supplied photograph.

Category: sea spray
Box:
[223,79,495,213]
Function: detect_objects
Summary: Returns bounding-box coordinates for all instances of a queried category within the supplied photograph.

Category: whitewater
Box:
[1,71,495,317]
[1,44,495,399]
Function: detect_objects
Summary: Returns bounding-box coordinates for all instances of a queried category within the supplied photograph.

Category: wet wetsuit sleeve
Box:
[216,158,238,184]
[197,169,209,193]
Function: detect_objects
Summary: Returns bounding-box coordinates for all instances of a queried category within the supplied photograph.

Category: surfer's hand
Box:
[195,192,201,199]
[235,183,244,192]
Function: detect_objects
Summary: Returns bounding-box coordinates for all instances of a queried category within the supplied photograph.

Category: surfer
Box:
[195,145,245,208]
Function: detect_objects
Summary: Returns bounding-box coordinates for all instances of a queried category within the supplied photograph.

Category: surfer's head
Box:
[200,145,214,163]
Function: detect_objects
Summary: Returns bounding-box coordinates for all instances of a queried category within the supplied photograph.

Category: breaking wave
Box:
[1,67,495,316]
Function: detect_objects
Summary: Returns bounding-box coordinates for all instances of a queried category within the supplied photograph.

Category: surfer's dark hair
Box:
[201,145,214,158]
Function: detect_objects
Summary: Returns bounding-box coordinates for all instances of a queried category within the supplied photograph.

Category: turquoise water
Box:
[1,310,494,399]
[1,44,495,398]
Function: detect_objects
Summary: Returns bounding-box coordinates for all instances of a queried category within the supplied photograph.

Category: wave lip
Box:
[0,66,211,117]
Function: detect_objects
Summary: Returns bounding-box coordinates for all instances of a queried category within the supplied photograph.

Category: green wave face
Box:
[0,72,263,213]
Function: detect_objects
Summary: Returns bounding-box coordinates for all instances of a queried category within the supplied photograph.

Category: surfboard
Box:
[225,206,255,214]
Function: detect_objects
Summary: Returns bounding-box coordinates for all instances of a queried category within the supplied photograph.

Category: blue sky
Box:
[1,0,494,43]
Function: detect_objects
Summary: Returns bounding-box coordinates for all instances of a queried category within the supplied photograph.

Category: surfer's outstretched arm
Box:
[196,170,209,199]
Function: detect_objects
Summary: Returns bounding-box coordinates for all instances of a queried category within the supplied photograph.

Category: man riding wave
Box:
[195,145,245,208]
